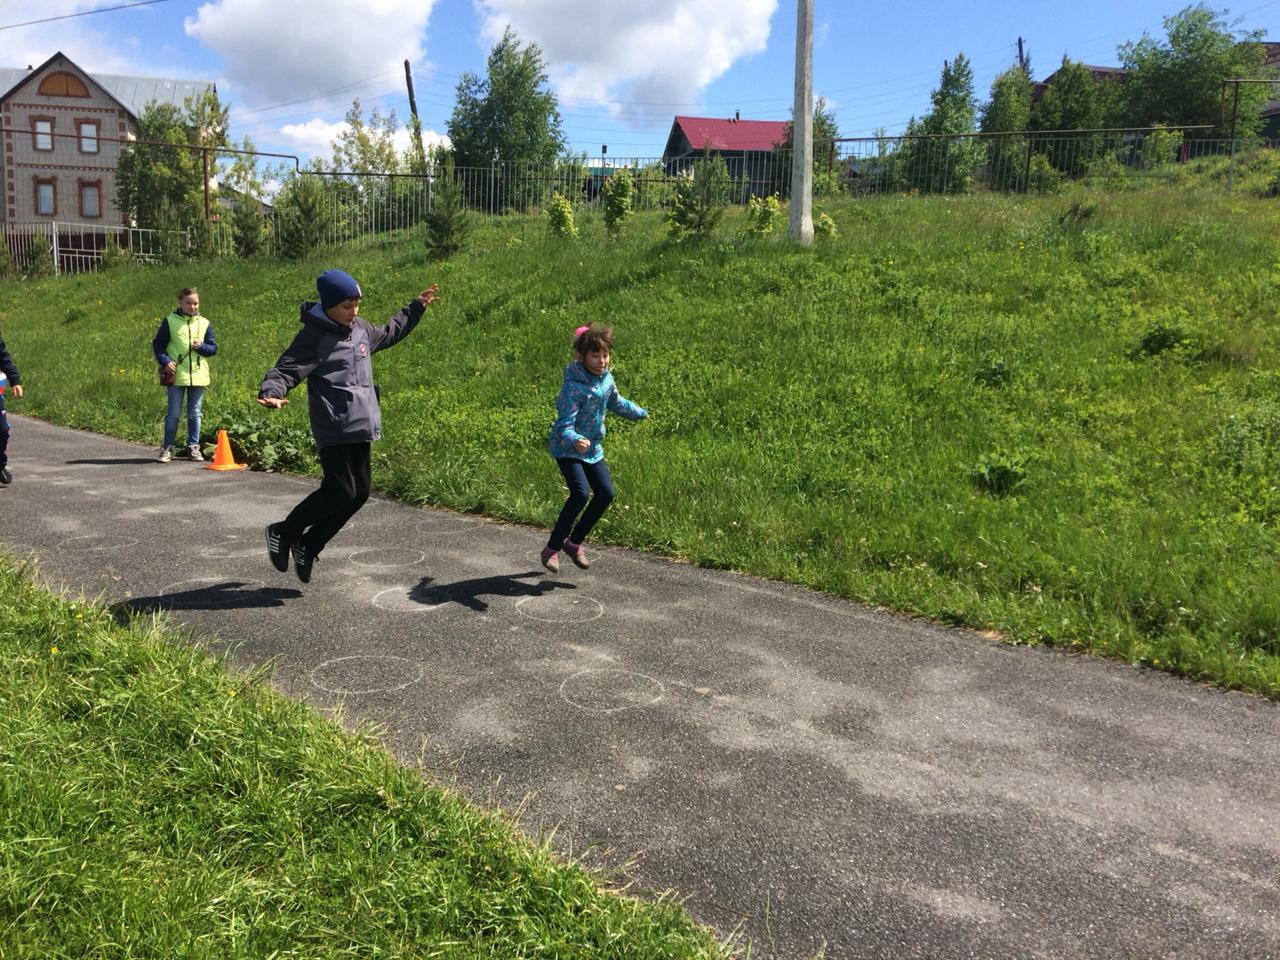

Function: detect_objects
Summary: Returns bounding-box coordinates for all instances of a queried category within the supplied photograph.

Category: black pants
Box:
[280,442,371,554]
[548,457,615,549]
[0,394,8,467]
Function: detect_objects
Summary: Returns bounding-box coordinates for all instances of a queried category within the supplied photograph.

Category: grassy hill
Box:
[2,188,1279,697]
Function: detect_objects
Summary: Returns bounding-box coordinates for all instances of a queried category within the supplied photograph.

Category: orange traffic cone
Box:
[205,429,247,471]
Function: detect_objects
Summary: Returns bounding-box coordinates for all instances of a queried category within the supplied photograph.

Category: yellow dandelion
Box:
[227,689,238,697]
[50,646,59,654]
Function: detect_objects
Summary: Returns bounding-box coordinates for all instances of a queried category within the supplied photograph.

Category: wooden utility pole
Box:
[788,0,814,245]
[404,59,426,166]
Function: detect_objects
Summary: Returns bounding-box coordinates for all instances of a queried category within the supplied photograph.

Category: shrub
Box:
[972,358,1012,387]
[632,161,677,212]
[600,170,633,238]
[0,238,16,279]
[1027,153,1062,195]
[99,233,136,270]
[423,152,471,260]
[1131,319,1191,359]
[814,211,839,241]
[970,451,1028,497]
[546,191,578,240]
[219,413,314,473]
[745,194,783,237]
[25,229,53,277]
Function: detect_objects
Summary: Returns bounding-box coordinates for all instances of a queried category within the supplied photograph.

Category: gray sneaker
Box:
[188,444,204,462]
[158,446,174,463]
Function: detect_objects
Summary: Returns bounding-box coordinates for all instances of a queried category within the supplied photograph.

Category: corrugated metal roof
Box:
[673,115,789,154]
[0,64,213,118]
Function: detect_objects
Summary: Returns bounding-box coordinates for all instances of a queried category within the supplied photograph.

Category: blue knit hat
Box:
[317,269,362,309]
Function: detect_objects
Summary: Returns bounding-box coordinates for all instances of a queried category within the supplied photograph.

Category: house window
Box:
[78,121,99,154]
[37,71,90,97]
[80,181,101,218]
[33,118,54,151]
[35,178,56,216]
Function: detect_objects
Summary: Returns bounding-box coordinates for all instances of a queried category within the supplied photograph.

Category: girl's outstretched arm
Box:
[606,384,647,421]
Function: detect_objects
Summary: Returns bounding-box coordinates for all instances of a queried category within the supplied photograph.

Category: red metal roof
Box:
[672,115,790,153]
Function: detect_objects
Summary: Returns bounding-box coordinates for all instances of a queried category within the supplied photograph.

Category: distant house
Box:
[1031,64,1126,105]
[1262,42,1280,139]
[0,51,215,227]
[661,114,790,197]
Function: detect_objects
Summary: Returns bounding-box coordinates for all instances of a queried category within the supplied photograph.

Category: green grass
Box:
[3,188,1280,698]
[0,557,733,957]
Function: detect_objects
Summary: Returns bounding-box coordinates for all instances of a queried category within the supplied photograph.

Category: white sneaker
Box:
[188,444,204,462]
[158,446,174,463]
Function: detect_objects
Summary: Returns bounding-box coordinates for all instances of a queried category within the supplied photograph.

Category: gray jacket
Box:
[258,299,425,448]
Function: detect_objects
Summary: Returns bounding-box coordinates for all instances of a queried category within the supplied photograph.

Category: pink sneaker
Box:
[563,540,590,569]
[540,547,560,573]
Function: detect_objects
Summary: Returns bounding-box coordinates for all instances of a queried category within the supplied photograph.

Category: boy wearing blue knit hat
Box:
[257,269,439,583]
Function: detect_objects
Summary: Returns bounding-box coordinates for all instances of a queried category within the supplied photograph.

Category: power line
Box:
[0,0,169,32]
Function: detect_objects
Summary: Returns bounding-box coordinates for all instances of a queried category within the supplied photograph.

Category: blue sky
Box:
[2,0,1277,165]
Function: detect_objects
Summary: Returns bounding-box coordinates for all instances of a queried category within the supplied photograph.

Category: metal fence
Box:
[6,128,1274,274]
[0,220,210,275]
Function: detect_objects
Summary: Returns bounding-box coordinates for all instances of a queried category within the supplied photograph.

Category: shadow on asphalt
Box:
[110,580,302,623]
[408,571,572,612]
[65,457,162,466]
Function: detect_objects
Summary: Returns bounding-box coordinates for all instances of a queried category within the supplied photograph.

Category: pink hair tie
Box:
[575,325,590,337]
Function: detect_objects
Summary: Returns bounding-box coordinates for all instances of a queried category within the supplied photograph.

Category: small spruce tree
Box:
[423,150,471,259]
[665,150,730,239]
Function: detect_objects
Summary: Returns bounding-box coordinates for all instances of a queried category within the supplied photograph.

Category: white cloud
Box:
[185,0,438,108]
[475,0,779,126]
[277,117,348,155]
[275,116,449,159]
[0,0,161,75]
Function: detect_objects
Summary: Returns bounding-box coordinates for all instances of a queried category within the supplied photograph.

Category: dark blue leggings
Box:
[548,457,615,549]
[0,395,8,467]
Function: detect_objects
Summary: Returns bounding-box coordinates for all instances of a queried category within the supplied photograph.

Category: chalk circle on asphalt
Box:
[199,539,264,560]
[59,534,140,552]
[310,655,425,695]
[159,577,267,607]
[560,669,664,714]
[372,585,450,612]
[416,514,476,537]
[349,547,426,569]
[516,594,604,623]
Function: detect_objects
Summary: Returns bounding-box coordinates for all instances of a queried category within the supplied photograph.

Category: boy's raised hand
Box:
[256,396,288,409]
[416,284,440,306]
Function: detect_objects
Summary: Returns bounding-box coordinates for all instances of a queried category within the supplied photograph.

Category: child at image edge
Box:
[0,331,24,485]
[543,324,647,573]
[257,269,438,584]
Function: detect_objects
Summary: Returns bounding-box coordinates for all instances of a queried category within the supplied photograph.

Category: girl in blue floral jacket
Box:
[542,324,647,573]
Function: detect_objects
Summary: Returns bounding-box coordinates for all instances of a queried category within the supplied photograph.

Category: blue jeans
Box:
[548,457,615,549]
[163,385,205,448]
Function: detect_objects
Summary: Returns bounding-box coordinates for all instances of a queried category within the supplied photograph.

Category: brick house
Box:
[0,51,215,227]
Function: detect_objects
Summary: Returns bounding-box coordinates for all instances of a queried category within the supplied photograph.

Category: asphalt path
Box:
[2,414,1278,959]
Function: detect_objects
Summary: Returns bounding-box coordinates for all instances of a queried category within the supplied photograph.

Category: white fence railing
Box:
[0,220,202,275]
